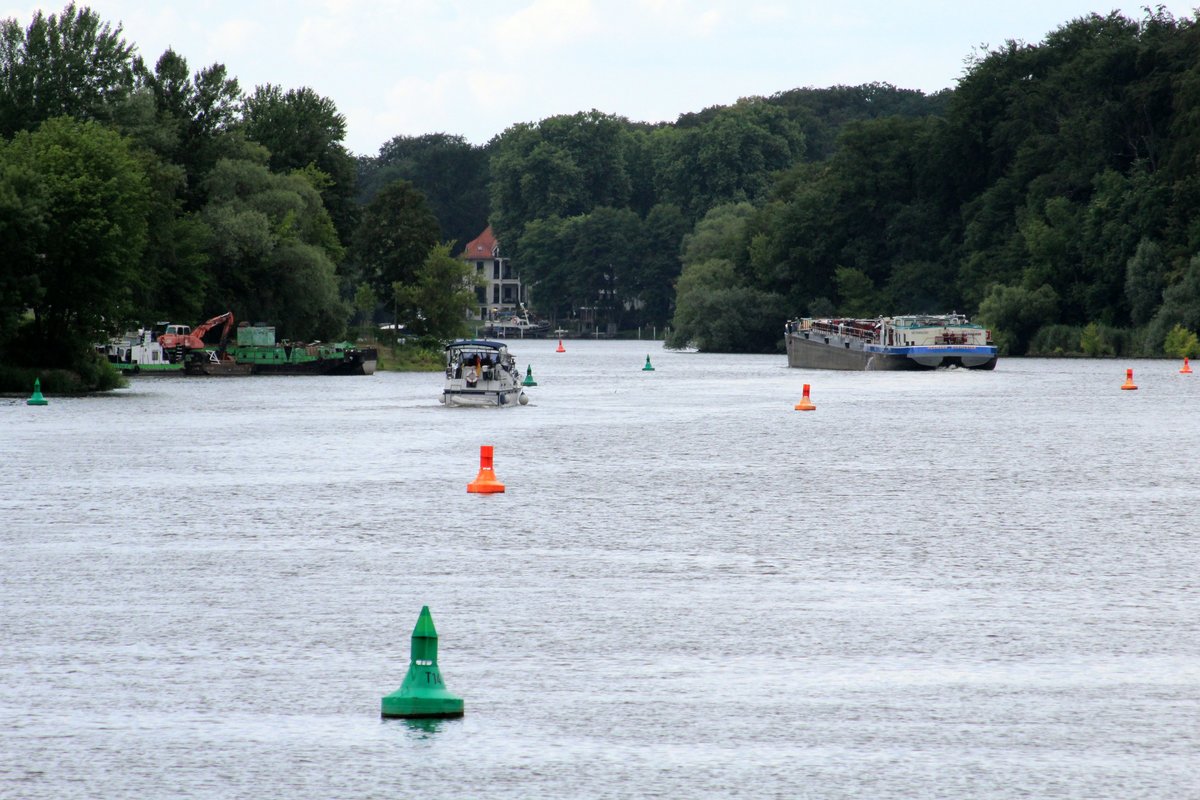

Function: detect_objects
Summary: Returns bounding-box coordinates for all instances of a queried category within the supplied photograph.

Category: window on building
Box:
[476,261,484,272]
[492,285,500,303]
[493,261,500,280]
[503,286,515,303]
[503,262,513,280]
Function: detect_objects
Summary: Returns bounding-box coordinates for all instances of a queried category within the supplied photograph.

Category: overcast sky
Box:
[6,1,1199,155]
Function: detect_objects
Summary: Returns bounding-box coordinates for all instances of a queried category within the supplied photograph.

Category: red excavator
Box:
[158,311,235,351]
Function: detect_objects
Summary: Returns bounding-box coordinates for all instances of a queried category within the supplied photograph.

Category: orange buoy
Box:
[794,383,816,411]
[467,445,505,493]
[555,339,565,353]
[1120,368,1137,390]
[1181,357,1193,374]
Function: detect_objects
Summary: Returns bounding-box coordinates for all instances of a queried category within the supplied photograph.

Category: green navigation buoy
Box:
[27,378,48,406]
[522,364,537,386]
[642,355,655,371]
[381,606,464,719]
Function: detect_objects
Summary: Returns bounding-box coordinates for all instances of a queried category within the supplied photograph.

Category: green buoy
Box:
[381,606,464,719]
[522,364,537,386]
[642,355,655,371]
[27,378,48,406]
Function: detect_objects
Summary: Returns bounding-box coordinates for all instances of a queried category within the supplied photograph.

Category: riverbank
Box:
[371,340,442,371]
[0,361,125,394]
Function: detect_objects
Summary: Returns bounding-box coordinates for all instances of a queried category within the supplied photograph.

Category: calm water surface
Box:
[2,341,1197,799]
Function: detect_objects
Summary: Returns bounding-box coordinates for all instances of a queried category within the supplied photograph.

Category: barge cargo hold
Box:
[785,314,998,371]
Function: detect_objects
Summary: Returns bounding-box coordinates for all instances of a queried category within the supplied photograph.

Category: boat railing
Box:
[807,318,880,341]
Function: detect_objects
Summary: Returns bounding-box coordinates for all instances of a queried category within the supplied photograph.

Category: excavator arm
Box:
[193,311,235,346]
[158,311,235,350]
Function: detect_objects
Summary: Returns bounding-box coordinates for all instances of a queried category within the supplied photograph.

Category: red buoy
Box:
[794,383,816,411]
[467,445,505,493]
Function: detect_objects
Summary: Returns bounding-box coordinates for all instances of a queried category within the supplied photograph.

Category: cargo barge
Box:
[185,324,376,376]
[785,314,998,371]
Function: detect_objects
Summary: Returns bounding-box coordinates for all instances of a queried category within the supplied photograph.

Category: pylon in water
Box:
[642,354,655,371]
[794,383,816,411]
[1181,357,1193,374]
[26,378,48,406]
[522,364,537,386]
[1120,368,1138,390]
[380,606,464,719]
[467,445,505,493]
[555,339,565,353]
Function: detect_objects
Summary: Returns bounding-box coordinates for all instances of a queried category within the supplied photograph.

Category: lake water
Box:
[2,340,1197,799]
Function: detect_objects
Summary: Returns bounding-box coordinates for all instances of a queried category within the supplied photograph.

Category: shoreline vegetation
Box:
[4,6,1200,391]
[5,325,1196,397]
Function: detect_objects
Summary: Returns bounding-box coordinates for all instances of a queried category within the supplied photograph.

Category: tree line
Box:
[368,8,1200,356]
[3,4,1199,388]
[0,2,467,384]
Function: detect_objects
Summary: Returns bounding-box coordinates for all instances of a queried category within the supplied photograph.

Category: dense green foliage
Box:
[349,179,441,303]
[357,133,490,252]
[0,3,361,386]
[3,2,1199,389]
[392,243,478,339]
[476,9,1200,353]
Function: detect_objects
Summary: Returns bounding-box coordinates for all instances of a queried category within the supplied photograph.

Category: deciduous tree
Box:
[351,179,440,306]
[0,117,150,366]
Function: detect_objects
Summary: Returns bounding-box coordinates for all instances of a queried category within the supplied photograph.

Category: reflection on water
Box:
[2,342,1198,799]
[386,717,457,738]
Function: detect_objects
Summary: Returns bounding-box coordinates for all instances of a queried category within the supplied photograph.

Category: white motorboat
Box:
[441,339,529,407]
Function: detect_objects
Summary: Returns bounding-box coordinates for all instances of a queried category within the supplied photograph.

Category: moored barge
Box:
[186,324,376,376]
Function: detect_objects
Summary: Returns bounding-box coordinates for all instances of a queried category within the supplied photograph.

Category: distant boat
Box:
[101,328,183,374]
[441,339,528,407]
[785,313,998,371]
[481,305,551,338]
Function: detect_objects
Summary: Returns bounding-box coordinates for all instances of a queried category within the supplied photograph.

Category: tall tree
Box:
[652,99,804,220]
[668,203,786,351]
[241,84,357,242]
[350,179,440,308]
[200,155,347,340]
[134,50,243,208]
[0,117,150,366]
[0,3,136,137]
[392,243,478,338]
[489,110,637,253]
[635,203,690,327]
[360,133,491,251]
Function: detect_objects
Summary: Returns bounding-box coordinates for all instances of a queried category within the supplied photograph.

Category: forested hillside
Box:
[3,4,1198,389]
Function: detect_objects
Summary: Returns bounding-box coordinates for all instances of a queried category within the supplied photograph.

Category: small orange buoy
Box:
[555,339,565,353]
[467,445,505,493]
[1181,357,1193,374]
[794,383,816,411]
[1120,368,1138,390]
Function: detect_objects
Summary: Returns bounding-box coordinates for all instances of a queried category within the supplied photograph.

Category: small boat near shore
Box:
[441,339,528,407]
[480,305,551,339]
[101,328,184,374]
[785,313,998,371]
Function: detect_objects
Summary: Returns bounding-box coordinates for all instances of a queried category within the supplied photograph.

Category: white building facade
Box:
[459,226,527,325]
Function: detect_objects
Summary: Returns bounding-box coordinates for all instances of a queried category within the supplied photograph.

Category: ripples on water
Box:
[2,342,1197,798]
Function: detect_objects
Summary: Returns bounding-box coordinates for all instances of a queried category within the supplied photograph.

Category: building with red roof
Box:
[459,225,529,327]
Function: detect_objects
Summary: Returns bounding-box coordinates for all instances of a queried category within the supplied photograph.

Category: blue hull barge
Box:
[785,314,998,371]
